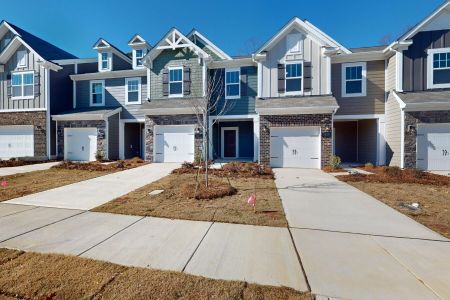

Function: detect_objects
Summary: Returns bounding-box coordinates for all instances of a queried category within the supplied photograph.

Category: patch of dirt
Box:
[181,179,237,200]
[322,166,346,173]
[0,159,56,168]
[338,166,450,186]
[173,162,274,179]
[343,181,450,239]
[53,157,147,172]
[0,249,312,300]
[93,173,288,227]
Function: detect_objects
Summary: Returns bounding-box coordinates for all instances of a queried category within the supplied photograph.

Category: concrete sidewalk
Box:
[274,168,450,300]
[0,162,60,177]
[5,163,178,210]
[0,203,308,291]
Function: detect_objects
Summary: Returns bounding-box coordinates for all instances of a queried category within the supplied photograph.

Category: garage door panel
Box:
[0,126,34,159]
[417,124,450,171]
[65,128,97,161]
[154,126,195,163]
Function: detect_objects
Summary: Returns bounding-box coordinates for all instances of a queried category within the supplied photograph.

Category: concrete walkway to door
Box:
[5,163,178,210]
[275,168,450,300]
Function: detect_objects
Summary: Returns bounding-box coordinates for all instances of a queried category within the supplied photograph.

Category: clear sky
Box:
[0,0,444,58]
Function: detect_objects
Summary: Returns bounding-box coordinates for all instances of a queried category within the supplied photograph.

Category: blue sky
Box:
[1,0,444,58]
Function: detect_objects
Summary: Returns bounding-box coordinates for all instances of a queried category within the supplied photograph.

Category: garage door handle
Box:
[156,152,163,155]
[417,158,424,161]
[311,158,319,160]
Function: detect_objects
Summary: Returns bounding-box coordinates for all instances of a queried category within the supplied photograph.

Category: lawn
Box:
[0,248,311,300]
[337,167,450,239]
[93,166,288,227]
[0,159,147,203]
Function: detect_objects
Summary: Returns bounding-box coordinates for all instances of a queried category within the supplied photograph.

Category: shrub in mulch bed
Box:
[173,162,274,179]
[181,179,237,200]
[339,166,450,186]
[52,157,146,172]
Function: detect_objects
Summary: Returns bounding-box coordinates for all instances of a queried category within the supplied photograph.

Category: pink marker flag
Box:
[1,181,7,188]
[247,194,256,213]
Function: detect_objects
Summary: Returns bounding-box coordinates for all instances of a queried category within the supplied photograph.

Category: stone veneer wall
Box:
[404,110,450,168]
[259,114,333,167]
[57,120,106,159]
[145,115,202,162]
[0,111,47,159]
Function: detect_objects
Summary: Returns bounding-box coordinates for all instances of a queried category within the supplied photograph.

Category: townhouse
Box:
[1,1,450,171]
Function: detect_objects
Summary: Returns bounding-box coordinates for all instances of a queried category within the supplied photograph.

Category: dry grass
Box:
[339,181,450,239]
[0,248,311,300]
[0,158,148,203]
[93,173,288,227]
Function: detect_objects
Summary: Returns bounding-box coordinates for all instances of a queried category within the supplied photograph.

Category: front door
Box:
[223,129,237,158]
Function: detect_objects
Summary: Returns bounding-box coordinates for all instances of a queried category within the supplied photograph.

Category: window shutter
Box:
[183,67,191,95]
[277,64,285,93]
[303,61,312,92]
[162,68,169,96]
[34,72,40,97]
[6,74,11,98]
[240,67,247,97]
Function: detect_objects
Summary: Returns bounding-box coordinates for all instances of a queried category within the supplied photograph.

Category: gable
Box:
[420,9,450,33]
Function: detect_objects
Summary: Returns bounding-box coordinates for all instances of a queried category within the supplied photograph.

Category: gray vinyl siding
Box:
[0,45,46,110]
[403,29,450,92]
[261,28,329,97]
[112,53,131,71]
[357,119,378,165]
[0,31,14,53]
[77,62,98,74]
[385,92,402,167]
[194,39,222,61]
[332,60,385,115]
[216,66,257,115]
[76,76,147,120]
[108,113,120,160]
[149,49,203,99]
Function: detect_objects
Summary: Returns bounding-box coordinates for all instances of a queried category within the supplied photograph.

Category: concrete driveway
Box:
[275,168,450,300]
[5,163,178,210]
[0,162,60,177]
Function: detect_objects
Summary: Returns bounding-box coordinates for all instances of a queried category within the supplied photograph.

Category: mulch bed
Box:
[0,160,55,168]
[322,166,346,173]
[181,179,237,200]
[173,162,274,179]
[52,157,147,172]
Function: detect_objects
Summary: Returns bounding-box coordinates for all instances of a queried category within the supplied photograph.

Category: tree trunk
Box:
[203,113,209,187]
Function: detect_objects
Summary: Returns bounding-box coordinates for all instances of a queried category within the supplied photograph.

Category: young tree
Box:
[190,68,235,187]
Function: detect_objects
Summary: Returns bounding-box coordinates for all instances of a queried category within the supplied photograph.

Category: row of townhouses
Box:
[1,1,450,171]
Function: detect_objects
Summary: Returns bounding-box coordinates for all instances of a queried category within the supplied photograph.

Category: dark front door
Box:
[223,129,237,158]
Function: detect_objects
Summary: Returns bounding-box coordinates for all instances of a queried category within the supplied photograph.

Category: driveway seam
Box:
[0,210,86,244]
[0,205,39,219]
[181,221,214,272]
[287,226,311,292]
[371,236,443,300]
[76,216,146,257]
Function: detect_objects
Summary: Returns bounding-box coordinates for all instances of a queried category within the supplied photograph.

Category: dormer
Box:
[128,34,152,69]
[93,38,132,72]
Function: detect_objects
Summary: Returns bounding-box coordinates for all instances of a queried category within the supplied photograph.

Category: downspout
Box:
[45,67,51,160]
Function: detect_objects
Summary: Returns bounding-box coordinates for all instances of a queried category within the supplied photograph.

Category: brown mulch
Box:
[52,157,147,172]
[173,162,274,179]
[181,179,237,200]
[0,159,56,168]
[338,166,450,186]
[93,172,288,227]
[322,166,345,173]
[0,248,311,300]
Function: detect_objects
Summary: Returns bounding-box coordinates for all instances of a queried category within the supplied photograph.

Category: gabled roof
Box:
[187,29,231,60]
[143,28,210,67]
[92,38,132,63]
[0,20,77,63]
[255,17,351,55]
[127,34,152,49]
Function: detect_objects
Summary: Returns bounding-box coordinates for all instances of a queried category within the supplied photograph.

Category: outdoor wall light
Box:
[407,125,416,134]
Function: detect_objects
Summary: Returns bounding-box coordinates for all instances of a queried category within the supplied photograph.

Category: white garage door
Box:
[417,123,450,171]
[270,127,321,169]
[64,128,97,161]
[0,126,34,159]
[154,125,195,163]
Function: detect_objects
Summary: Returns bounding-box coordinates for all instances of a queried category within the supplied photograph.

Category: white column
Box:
[253,115,260,162]
[377,116,386,166]
[45,67,51,159]
[119,120,125,160]
[395,51,403,92]
[257,62,262,98]
[146,67,151,99]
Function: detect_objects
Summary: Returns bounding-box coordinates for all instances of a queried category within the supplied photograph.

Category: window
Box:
[134,49,146,68]
[90,80,105,106]
[286,33,302,53]
[169,67,183,97]
[285,63,303,94]
[11,72,34,99]
[342,62,366,97]
[225,68,240,99]
[1,38,11,50]
[17,50,27,68]
[99,52,111,71]
[428,48,450,88]
[125,77,141,104]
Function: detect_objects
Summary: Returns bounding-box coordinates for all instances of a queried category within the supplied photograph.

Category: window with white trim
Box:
[17,50,27,68]
[90,80,105,106]
[428,48,450,88]
[11,71,34,99]
[285,63,303,93]
[225,68,240,99]
[342,62,366,97]
[134,49,146,68]
[169,67,183,97]
[125,77,141,104]
[99,52,111,71]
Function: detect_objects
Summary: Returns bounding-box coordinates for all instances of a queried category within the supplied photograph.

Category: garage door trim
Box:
[64,127,98,161]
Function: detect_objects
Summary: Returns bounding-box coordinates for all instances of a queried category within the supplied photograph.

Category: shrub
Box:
[382,166,402,177]
[181,161,195,169]
[329,155,341,170]
[95,151,104,162]
[365,162,374,168]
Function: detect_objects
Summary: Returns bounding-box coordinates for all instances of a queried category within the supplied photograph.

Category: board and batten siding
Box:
[385,92,402,167]
[403,29,450,92]
[108,113,120,160]
[149,49,203,100]
[76,76,147,120]
[332,60,385,116]
[0,45,46,110]
[261,28,329,97]
[112,54,131,71]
